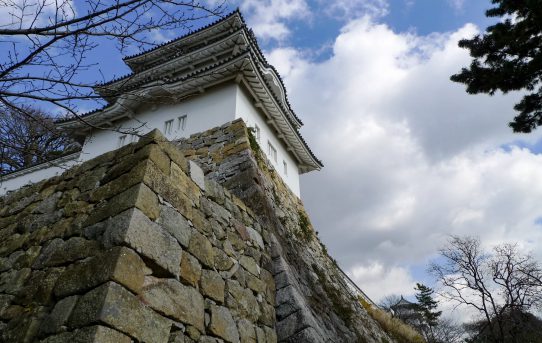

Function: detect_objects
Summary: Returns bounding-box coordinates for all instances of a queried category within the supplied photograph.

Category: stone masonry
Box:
[177,119,395,343]
[0,129,276,342]
[0,120,396,342]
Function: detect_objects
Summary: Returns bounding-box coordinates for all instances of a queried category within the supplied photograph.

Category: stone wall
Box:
[177,120,396,343]
[0,129,276,343]
[1,119,397,343]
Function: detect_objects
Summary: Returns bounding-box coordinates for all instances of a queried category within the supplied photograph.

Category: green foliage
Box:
[297,210,312,241]
[247,127,265,166]
[414,283,441,328]
[313,265,355,325]
[450,0,542,133]
[321,242,328,257]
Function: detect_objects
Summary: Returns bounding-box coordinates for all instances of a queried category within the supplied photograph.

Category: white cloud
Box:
[349,263,417,301]
[238,0,310,41]
[267,16,542,305]
[319,0,390,20]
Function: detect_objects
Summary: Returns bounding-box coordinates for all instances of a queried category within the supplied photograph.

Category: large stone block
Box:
[275,306,321,342]
[157,205,192,248]
[258,301,275,327]
[41,325,133,343]
[140,278,204,332]
[0,294,14,317]
[33,237,100,269]
[200,269,225,303]
[143,161,194,221]
[180,252,202,287]
[145,143,172,175]
[214,247,234,271]
[239,256,259,277]
[237,319,257,343]
[226,280,260,322]
[54,246,146,297]
[17,267,64,305]
[209,305,239,343]
[189,161,205,191]
[0,268,31,295]
[85,183,159,226]
[39,295,79,335]
[68,282,171,343]
[104,208,181,277]
[263,326,277,343]
[245,227,264,250]
[0,233,29,257]
[187,231,214,268]
[90,159,149,202]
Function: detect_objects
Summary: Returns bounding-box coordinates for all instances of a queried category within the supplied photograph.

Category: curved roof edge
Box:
[56,53,322,172]
[123,9,244,66]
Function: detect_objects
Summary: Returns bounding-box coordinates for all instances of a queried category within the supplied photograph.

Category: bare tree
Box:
[0,0,225,123]
[429,236,542,343]
[0,106,74,174]
[378,294,401,312]
[432,317,463,343]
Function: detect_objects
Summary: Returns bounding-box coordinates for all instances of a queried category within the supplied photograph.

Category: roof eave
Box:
[123,10,244,69]
[57,53,323,170]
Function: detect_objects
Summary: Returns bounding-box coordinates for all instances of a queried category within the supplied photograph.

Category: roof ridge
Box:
[123,9,244,62]
[98,26,249,88]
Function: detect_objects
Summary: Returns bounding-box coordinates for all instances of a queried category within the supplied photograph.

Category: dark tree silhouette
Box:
[0,1,225,166]
[450,0,542,133]
[465,309,542,343]
[0,0,225,124]
[430,236,542,343]
[0,107,74,175]
[414,283,442,342]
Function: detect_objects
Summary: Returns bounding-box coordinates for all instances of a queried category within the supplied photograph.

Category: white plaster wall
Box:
[234,85,301,196]
[1,82,304,198]
[80,84,238,160]
[0,155,80,195]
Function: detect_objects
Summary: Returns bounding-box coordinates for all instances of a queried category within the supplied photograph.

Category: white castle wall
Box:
[80,84,238,160]
[0,154,81,194]
[0,83,303,197]
[234,86,301,196]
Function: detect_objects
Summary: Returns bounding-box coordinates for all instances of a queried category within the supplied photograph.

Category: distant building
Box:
[0,11,322,196]
[391,296,424,327]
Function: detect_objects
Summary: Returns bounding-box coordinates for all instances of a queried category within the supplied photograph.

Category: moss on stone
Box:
[313,265,355,326]
[297,210,312,242]
[247,127,265,168]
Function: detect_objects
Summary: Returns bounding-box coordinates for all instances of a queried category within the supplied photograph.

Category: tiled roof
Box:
[123,9,243,62]
[55,10,321,169]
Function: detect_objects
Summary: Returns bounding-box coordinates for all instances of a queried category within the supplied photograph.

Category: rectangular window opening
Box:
[255,124,261,143]
[164,119,173,135]
[118,135,126,148]
[268,141,277,163]
[283,161,288,175]
[178,115,187,131]
[117,135,126,148]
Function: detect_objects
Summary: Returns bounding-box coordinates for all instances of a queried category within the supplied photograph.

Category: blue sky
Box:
[224,0,542,313]
[3,0,542,317]
[66,0,542,307]
[67,1,503,82]
[259,0,497,52]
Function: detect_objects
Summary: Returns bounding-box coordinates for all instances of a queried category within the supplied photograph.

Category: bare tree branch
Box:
[429,236,542,343]
[0,0,226,166]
